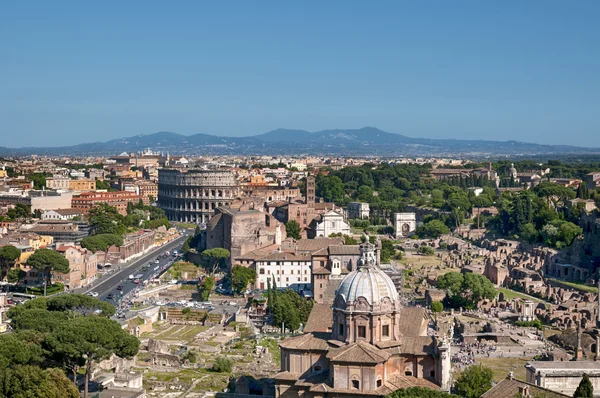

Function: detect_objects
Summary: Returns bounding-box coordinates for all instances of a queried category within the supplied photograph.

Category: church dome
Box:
[509,163,518,177]
[333,242,400,312]
[335,266,400,310]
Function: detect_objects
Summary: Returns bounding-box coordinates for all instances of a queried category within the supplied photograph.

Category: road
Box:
[83,232,188,304]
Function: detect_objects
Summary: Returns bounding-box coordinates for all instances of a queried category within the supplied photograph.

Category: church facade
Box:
[274,241,452,397]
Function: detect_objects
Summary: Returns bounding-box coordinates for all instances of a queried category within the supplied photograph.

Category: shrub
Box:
[418,246,435,256]
[212,356,233,373]
[431,301,443,313]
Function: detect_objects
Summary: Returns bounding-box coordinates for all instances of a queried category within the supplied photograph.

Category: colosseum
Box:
[158,169,240,223]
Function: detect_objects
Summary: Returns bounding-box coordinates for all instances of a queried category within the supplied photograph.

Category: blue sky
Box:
[1,1,599,147]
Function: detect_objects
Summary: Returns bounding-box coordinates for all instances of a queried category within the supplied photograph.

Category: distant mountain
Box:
[1,127,598,157]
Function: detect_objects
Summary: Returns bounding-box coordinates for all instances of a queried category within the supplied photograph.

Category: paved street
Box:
[80,233,188,304]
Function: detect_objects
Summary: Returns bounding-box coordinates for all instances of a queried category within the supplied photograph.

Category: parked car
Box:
[107,293,115,300]
[133,279,140,284]
[116,285,123,290]
[88,291,99,297]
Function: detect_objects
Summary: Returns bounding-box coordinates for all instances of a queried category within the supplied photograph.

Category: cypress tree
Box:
[574,373,593,398]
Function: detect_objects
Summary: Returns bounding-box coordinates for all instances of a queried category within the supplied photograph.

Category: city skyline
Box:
[1,1,599,147]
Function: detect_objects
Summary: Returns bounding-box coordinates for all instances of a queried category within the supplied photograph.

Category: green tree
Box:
[316,175,345,203]
[520,223,539,243]
[80,234,123,252]
[0,365,79,398]
[386,386,458,397]
[45,294,116,317]
[418,246,435,256]
[231,266,257,295]
[199,276,215,301]
[7,308,68,333]
[417,220,450,238]
[285,220,302,240]
[431,301,443,313]
[6,203,31,220]
[463,273,497,303]
[380,239,396,263]
[0,245,21,280]
[26,249,70,296]
[0,334,43,368]
[6,268,26,284]
[45,316,139,398]
[453,365,493,398]
[87,204,126,235]
[201,248,230,275]
[212,356,233,373]
[574,373,593,398]
[437,272,465,297]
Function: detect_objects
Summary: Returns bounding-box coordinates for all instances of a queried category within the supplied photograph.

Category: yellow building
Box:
[68,178,96,191]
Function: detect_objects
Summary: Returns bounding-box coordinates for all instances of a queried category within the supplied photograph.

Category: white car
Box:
[88,291,99,297]
[154,260,160,264]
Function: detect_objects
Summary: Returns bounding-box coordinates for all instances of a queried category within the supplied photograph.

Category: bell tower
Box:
[306,175,315,208]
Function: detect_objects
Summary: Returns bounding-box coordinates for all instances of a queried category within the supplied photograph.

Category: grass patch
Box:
[547,278,598,293]
[497,288,546,303]
[476,357,532,383]
[259,337,281,366]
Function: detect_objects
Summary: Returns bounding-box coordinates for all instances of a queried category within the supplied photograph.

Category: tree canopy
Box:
[574,373,594,398]
[285,220,302,240]
[453,365,493,398]
[26,249,70,296]
[437,272,496,309]
[231,266,256,295]
[201,248,230,275]
[80,234,123,252]
[386,387,459,397]
[45,316,139,398]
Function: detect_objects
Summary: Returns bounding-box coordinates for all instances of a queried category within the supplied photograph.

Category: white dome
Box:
[335,266,400,311]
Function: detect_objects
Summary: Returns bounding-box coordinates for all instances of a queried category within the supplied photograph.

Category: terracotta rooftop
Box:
[327,341,390,364]
[304,303,333,333]
[256,251,311,262]
[294,237,344,252]
[312,267,331,275]
[327,245,360,256]
[279,333,330,351]
[481,376,569,398]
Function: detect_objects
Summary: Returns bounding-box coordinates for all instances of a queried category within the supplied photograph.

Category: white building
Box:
[41,208,84,221]
[255,251,312,292]
[347,202,370,219]
[394,212,417,239]
[313,211,350,238]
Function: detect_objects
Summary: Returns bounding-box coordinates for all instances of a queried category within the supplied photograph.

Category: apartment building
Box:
[72,191,146,215]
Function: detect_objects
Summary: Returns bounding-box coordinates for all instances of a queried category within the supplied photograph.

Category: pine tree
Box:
[574,373,593,398]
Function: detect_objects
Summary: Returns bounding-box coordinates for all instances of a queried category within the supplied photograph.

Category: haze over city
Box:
[1,1,599,147]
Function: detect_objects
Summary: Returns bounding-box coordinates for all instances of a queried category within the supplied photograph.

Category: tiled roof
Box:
[380,336,435,355]
[256,251,311,262]
[304,303,333,333]
[235,243,279,260]
[384,374,441,392]
[312,267,331,275]
[481,377,569,398]
[397,307,428,337]
[327,341,390,364]
[279,333,330,351]
[295,237,344,252]
[272,371,301,381]
[328,245,360,256]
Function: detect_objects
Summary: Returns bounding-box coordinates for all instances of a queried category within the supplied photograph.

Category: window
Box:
[286,277,289,282]
[358,326,366,338]
[405,371,412,376]
[351,380,359,389]
[430,370,435,378]
[259,269,265,274]
[339,323,344,336]
[377,379,382,387]
[319,283,322,288]
[382,325,389,337]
